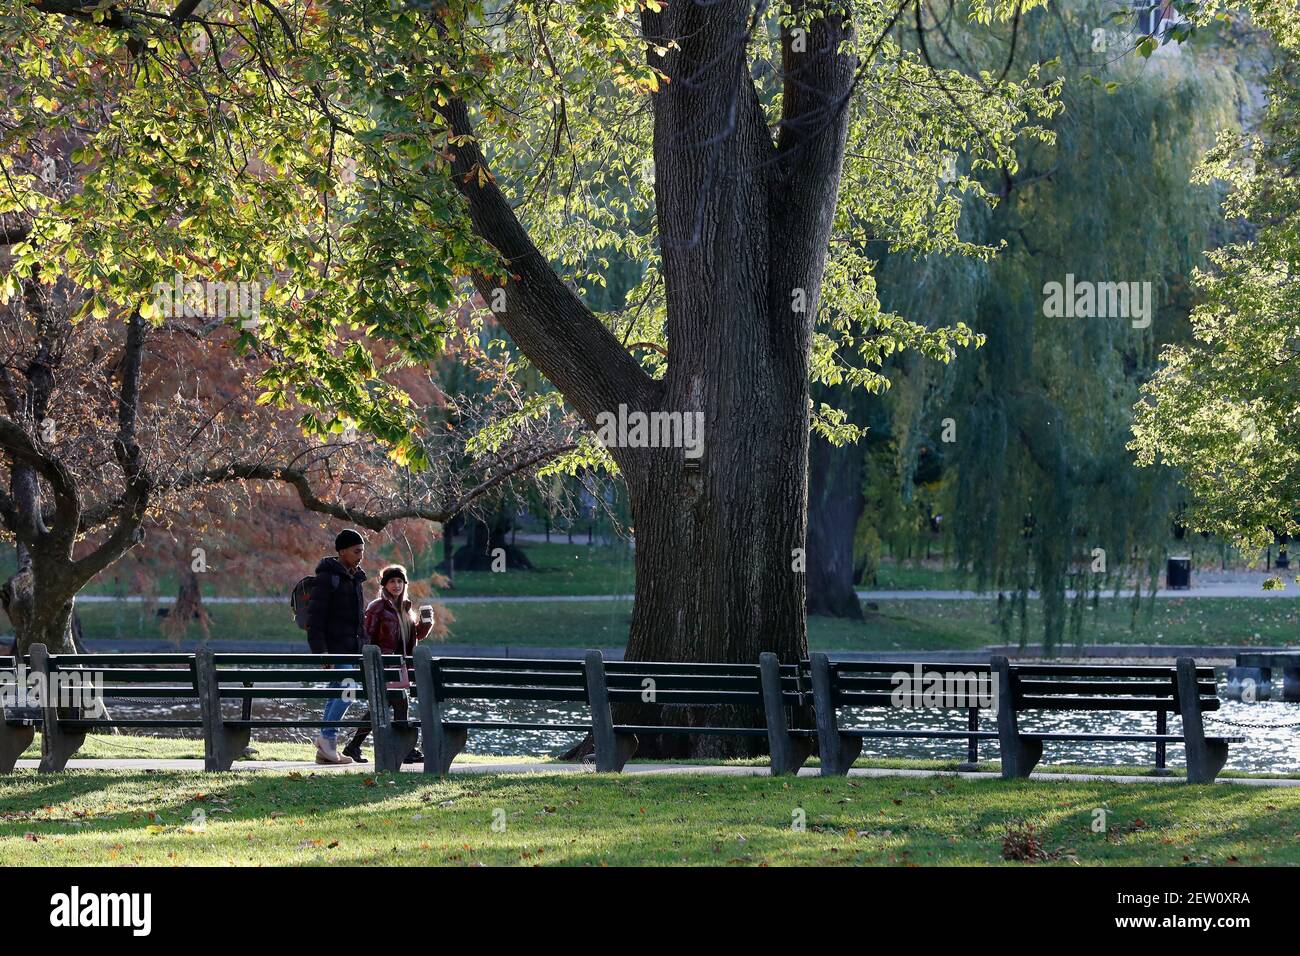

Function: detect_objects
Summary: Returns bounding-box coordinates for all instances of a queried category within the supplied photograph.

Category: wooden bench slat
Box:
[433,657,585,671]
[1017,695,1183,711]
[441,721,592,732]
[215,668,402,682]
[1011,663,1213,677]
[830,660,992,674]
[212,654,368,666]
[833,675,996,693]
[223,719,372,729]
[606,689,764,706]
[605,674,760,691]
[610,724,769,737]
[435,685,590,702]
[435,668,585,686]
[49,654,196,665]
[60,719,205,728]
[605,661,761,676]
[1021,732,1188,742]
[838,729,1000,739]
[834,691,989,708]
[217,687,377,699]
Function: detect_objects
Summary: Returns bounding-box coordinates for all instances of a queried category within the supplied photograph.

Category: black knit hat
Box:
[380,565,408,586]
[334,528,364,551]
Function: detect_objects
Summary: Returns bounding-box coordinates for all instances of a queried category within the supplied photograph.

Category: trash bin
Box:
[1166,556,1191,589]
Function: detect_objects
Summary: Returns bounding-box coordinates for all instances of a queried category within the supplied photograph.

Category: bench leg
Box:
[195,648,251,771]
[999,736,1043,779]
[759,653,812,777]
[427,724,468,776]
[769,738,811,780]
[809,653,862,776]
[992,655,1041,779]
[39,714,86,773]
[0,724,34,773]
[1187,739,1230,784]
[585,649,636,772]
[375,722,420,773]
[1177,658,1228,784]
[209,726,252,773]
[29,644,85,772]
[820,734,863,777]
[413,646,466,776]
[598,731,638,773]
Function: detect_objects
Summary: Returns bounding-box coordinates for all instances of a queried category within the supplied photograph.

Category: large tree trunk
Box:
[806,432,866,619]
[1,561,78,655]
[442,1,854,757]
[609,4,852,757]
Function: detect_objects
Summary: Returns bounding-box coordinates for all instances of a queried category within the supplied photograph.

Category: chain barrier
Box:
[1204,712,1300,730]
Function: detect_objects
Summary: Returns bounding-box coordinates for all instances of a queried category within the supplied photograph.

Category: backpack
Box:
[290,573,340,631]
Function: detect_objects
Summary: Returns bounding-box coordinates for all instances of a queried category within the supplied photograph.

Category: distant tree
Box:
[1132,3,1300,555]
[0,281,572,652]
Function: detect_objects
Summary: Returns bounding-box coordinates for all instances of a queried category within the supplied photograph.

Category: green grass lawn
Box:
[16,733,547,764]
[62,593,1300,650]
[18,734,1299,780]
[442,594,1300,651]
[2,766,1297,865]
[13,540,1296,650]
[442,541,635,596]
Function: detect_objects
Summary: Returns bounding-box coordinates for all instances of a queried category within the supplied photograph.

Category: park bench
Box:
[410,647,812,775]
[201,646,412,771]
[1,646,206,772]
[807,654,998,775]
[0,644,417,773]
[991,656,1243,783]
[597,653,813,774]
[411,648,595,774]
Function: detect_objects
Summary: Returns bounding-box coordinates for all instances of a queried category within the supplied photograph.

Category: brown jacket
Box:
[362,594,433,656]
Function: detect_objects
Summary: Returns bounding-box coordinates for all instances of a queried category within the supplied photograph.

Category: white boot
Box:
[314,735,353,765]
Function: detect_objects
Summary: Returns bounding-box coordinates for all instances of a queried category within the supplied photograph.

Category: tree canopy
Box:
[1131,2,1300,554]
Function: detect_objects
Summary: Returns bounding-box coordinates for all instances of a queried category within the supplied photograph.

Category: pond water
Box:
[88,670,1300,774]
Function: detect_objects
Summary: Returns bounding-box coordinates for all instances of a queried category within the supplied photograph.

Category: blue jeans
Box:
[321,664,358,741]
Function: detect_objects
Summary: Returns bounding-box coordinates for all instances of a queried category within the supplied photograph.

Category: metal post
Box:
[956,707,980,771]
[1151,708,1171,776]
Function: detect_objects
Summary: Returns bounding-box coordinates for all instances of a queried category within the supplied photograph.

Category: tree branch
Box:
[435,97,655,428]
[75,442,578,535]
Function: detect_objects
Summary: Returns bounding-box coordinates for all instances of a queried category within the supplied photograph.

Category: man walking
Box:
[307,529,368,764]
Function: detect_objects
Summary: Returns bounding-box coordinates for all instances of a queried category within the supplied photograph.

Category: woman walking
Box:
[342,565,434,764]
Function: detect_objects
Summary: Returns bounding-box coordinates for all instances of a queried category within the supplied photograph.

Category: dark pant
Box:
[345,694,409,752]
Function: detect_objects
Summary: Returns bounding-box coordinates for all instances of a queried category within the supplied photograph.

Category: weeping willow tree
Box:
[941,1,1244,650]
[805,0,1245,651]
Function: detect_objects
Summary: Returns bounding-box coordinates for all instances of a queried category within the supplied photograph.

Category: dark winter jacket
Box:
[306,556,368,654]
[362,594,433,656]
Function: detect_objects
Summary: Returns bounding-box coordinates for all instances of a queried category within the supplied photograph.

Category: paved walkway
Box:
[76,639,1295,660]
[72,581,1300,605]
[13,757,1299,786]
